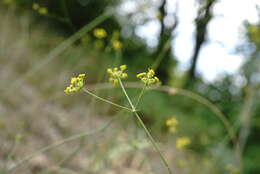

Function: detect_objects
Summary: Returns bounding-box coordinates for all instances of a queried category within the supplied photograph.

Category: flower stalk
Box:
[117,78,173,174]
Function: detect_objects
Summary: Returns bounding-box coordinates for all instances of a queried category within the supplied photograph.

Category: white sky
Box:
[119,0,260,82]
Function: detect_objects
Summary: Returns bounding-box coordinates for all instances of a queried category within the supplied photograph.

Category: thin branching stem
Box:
[117,78,173,174]
[82,88,133,112]
[88,82,237,145]
[135,84,147,108]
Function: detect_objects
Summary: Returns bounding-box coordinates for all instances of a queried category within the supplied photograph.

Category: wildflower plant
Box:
[8,59,236,174]
[62,65,173,174]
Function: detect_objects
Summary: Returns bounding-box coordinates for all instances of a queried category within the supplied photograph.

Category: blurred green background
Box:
[0,0,259,174]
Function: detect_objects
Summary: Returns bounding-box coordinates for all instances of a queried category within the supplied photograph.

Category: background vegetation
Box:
[0,0,259,174]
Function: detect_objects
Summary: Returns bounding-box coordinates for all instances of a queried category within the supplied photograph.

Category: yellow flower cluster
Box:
[107,65,128,85]
[110,30,122,51]
[93,28,107,39]
[64,74,86,94]
[137,69,160,85]
[176,137,191,149]
[32,3,48,15]
[112,40,122,50]
[166,117,178,133]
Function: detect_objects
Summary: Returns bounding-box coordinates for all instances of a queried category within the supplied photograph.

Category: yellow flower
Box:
[112,40,122,50]
[137,68,160,85]
[120,65,127,71]
[166,117,178,127]
[38,7,48,15]
[64,74,86,94]
[176,137,191,149]
[32,3,40,10]
[107,65,128,85]
[166,117,178,134]
[93,28,107,39]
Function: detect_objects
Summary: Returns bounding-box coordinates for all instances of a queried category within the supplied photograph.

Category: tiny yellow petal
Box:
[121,73,128,79]
[166,117,178,127]
[154,76,159,82]
[137,72,146,78]
[78,74,85,78]
[120,65,127,71]
[147,69,155,78]
[107,68,113,74]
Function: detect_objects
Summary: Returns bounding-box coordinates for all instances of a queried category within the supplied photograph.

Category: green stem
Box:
[118,78,173,174]
[135,84,147,108]
[8,116,117,173]
[82,88,133,112]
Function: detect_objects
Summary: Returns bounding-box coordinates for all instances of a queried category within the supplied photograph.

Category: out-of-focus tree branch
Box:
[185,0,216,87]
[153,0,178,84]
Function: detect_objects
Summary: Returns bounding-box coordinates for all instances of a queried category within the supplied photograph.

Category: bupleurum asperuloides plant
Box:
[63,65,173,174]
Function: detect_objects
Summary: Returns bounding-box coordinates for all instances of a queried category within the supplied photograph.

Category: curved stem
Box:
[87,82,237,145]
[87,82,239,164]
